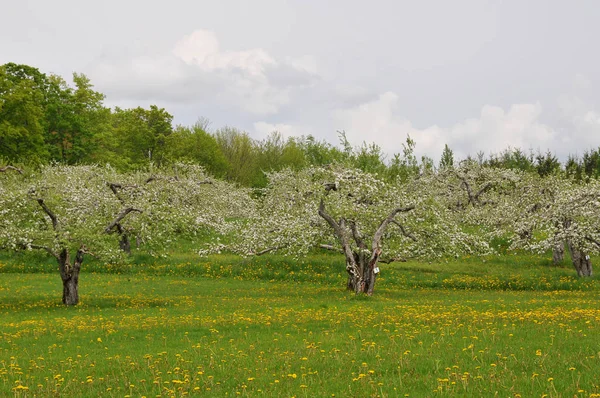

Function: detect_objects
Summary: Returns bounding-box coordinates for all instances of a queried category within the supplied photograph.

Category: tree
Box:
[0,163,250,305]
[439,144,454,171]
[229,166,488,295]
[109,105,174,169]
[165,121,230,178]
[0,165,130,305]
[44,73,107,164]
[387,135,420,182]
[214,127,261,186]
[496,173,600,277]
[535,150,561,178]
[0,64,49,162]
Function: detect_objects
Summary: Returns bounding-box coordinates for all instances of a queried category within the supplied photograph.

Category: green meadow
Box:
[1,251,600,397]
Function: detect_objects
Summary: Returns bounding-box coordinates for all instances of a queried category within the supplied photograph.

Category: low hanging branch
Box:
[252,246,285,256]
[391,220,417,242]
[0,165,24,174]
[105,207,143,233]
[18,242,59,260]
[318,244,343,253]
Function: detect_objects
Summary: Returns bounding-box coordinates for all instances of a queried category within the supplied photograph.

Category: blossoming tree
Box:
[507,175,600,277]
[0,163,250,305]
[232,166,489,295]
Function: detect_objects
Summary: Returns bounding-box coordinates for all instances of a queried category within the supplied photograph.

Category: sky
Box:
[2,0,599,162]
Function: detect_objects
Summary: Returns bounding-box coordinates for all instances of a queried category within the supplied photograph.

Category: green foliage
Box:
[485,147,535,172]
[535,150,561,177]
[439,143,454,170]
[105,105,173,170]
[165,121,229,177]
[0,64,48,163]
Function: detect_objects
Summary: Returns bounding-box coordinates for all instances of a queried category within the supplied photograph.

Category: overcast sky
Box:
[2,0,599,161]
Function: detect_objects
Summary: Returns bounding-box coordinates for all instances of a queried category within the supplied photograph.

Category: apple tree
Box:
[230,166,489,295]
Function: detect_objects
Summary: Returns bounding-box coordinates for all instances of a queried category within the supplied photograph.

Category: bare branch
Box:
[318,199,357,269]
[253,246,284,256]
[105,207,143,233]
[391,220,417,242]
[318,244,343,253]
[318,199,341,235]
[349,221,366,248]
[474,182,494,202]
[372,205,415,250]
[0,165,24,174]
[36,198,58,231]
[19,243,59,260]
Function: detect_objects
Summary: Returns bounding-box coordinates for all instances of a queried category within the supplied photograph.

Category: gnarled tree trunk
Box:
[319,199,413,296]
[567,240,592,277]
[58,246,85,305]
[345,248,380,294]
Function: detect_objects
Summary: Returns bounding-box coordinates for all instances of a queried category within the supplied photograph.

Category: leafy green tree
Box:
[214,127,261,186]
[0,64,48,162]
[296,135,347,167]
[44,73,107,163]
[387,135,420,182]
[535,150,561,177]
[109,105,174,169]
[439,144,454,170]
[582,149,600,181]
[485,147,535,172]
[165,121,230,177]
[565,155,583,182]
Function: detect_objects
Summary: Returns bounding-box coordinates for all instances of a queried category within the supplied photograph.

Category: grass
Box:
[1,249,600,397]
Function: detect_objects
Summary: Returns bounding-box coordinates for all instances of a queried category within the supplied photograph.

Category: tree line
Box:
[2,159,599,305]
[3,63,600,187]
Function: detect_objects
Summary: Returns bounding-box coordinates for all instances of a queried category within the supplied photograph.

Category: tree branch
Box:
[105,208,143,233]
[318,244,343,253]
[253,246,284,256]
[0,165,23,174]
[36,198,58,231]
[391,220,417,242]
[372,205,415,250]
[585,236,600,249]
[349,221,366,248]
[474,182,494,203]
[19,243,59,260]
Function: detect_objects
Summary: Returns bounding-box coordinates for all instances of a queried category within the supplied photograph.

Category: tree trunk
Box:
[567,240,593,277]
[120,234,131,254]
[552,241,564,265]
[345,249,380,295]
[58,247,85,305]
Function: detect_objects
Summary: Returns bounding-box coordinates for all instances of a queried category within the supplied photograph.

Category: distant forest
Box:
[2,62,600,186]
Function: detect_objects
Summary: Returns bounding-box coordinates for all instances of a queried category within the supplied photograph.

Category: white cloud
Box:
[332,92,563,161]
[88,29,318,116]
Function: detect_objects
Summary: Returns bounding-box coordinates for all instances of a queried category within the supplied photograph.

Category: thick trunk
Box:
[552,241,564,265]
[58,247,84,305]
[345,249,381,295]
[567,240,593,277]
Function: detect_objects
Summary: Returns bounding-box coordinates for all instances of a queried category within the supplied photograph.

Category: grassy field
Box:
[1,251,600,397]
